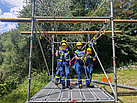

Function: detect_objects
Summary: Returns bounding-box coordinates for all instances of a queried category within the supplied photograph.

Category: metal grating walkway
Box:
[29,79,114,102]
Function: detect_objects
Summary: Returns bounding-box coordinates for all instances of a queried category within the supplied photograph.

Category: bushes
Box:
[0,71,19,97]
[0,71,50,103]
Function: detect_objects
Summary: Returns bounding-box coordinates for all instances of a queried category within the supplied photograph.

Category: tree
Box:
[101,0,137,66]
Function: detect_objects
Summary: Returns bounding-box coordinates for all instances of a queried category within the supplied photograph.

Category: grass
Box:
[92,69,137,103]
[0,69,137,103]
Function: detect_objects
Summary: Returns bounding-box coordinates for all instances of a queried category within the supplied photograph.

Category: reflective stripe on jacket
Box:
[74,49,85,64]
[58,50,70,62]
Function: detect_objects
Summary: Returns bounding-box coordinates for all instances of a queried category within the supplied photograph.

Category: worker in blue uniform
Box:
[74,42,88,89]
[59,43,72,89]
[85,48,96,87]
[55,40,68,85]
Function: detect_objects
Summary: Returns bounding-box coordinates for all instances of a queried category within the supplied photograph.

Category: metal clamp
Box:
[27,78,32,80]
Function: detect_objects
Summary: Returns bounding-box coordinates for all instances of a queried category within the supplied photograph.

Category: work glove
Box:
[80,57,86,62]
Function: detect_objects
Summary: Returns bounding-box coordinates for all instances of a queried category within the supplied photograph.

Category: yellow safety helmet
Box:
[87,48,92,52]
[76,42,82,46]
[61,43,67,47]
[61,40,66,43]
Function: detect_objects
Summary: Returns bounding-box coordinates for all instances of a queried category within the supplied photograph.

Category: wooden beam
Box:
[21,31,122,35]
[0,18,31,22]
[0,18,137,24]
[36,19,109,23]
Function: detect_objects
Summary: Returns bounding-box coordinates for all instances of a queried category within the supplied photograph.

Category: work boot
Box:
[55,81,58,85]
[69,86,73,89]
[79,84,82,89]
[62,85,65,89]
[66,85,72,89]
[86,84,94,88]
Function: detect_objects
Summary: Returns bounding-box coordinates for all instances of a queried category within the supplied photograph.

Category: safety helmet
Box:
[76,42,82,46]
[61,43,67,47]
[87,48,92,52]
[61,40,66,43]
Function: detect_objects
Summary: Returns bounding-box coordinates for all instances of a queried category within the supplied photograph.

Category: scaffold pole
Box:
[34,16,111,19]
[20,31,122,35]
[52,34,54,79]
[1,18,137,24]
[110,0,117,102]
[27,0,35,102]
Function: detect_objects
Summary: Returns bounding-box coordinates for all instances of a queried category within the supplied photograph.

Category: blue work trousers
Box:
[76,63,89,85]
[60,62,70,86]
[86,66,93,85]
[55,61,61,82]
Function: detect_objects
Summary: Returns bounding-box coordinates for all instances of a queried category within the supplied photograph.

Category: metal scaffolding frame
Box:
[27,0,118,102]
[21,31,122,35]
[52,34,54,79]
[29,80,116,102]
[93,80,137,90]
[1,18,137,23]
[34,16,112,19]
[110,0,117,101]
[27,0,35,102]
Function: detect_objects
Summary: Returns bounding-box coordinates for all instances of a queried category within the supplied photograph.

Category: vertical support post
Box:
[52,34,54,79]
[110,0,117,102]
[27,0,35,102]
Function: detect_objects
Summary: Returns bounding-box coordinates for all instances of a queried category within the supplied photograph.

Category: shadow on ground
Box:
[103,86,137,103]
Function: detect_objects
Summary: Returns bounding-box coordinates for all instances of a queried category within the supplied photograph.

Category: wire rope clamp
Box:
[40,35,43,39]
[27,78,32,80]
[102,29,106,35]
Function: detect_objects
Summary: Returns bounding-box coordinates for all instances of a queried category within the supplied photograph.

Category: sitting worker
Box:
[55,40,68,85]
[59,43,72,89]
[85,48,96,88]
[74,42,87,89]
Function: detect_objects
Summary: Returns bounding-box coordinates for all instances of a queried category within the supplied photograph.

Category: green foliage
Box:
[0,71,19,97]
[113,0,137,66]
[94,0,137,67]
[115,34,137,65]
[70,0,102,16]
[0,71,50,103]
[0,29,30,77]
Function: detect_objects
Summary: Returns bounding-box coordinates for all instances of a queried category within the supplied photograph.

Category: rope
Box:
[91,0,106,17]
[38,0,54,16]
[70,0,106,61]
[39,23,53,42]
[83,0,107,83]
[37,0,61,84]
[35,23,52,44]
[34,25,51,80]
[37,0,109,88]
[36,23,61,88]
[91,19,111,45]
[87,0,107,39]
[90,0,100,15]
[38,0,59,47]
